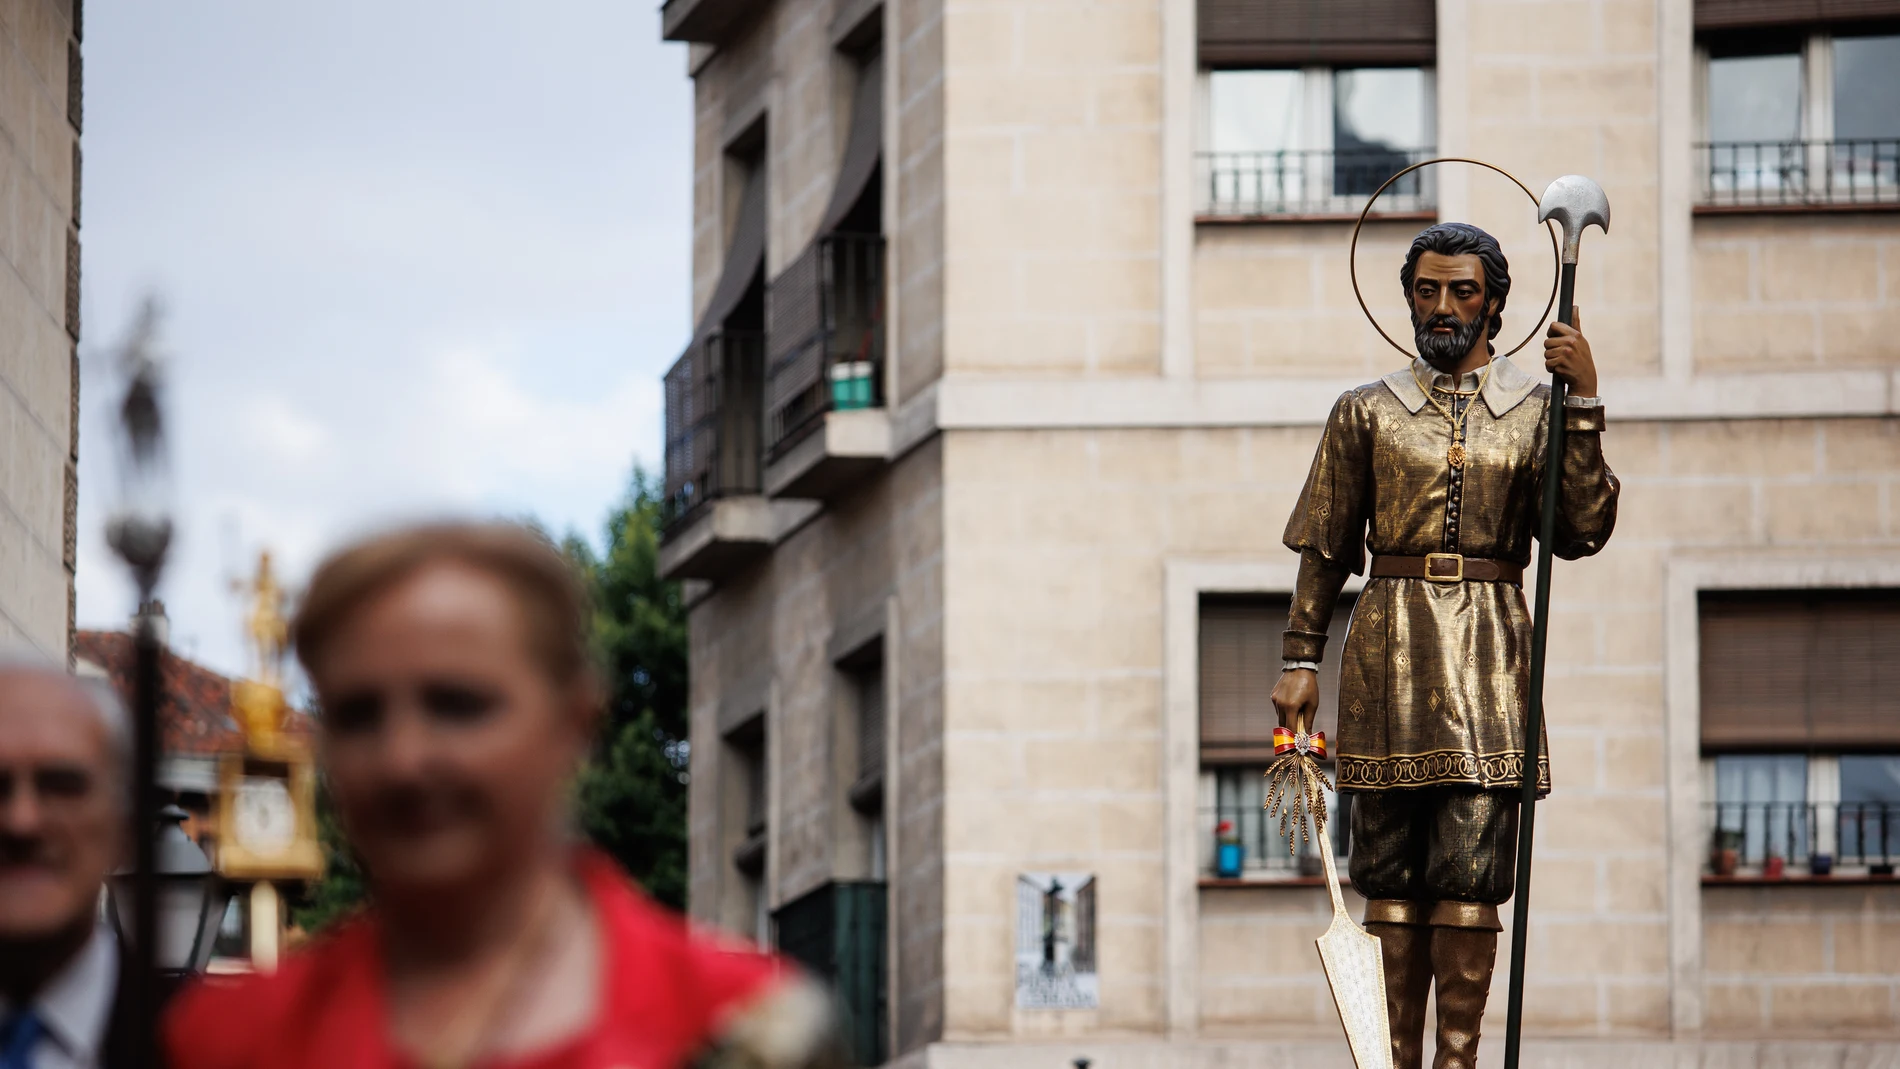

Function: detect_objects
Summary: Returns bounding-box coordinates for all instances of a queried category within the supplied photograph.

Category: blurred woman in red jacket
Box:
[164,523,837,1069]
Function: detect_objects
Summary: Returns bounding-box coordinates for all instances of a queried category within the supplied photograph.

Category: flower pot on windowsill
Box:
[1764,854,1786,879]
[1710,829,1743,877]
[1809,853,1833,877]
[829,362,876,410]
[1214,821,1243,879]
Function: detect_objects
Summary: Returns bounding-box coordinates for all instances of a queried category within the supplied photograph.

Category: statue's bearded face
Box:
[1406,251,1495,374]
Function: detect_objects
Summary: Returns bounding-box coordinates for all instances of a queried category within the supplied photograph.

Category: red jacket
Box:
[164,854,813,1069]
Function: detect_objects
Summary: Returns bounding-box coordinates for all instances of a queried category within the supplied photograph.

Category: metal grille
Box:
[1705,802,1900,872]
[764,233,886,458]
[661,330,764,531]
[1698,140,1900,209]
[1203,767,1352,878]
[1196,147,1435,218]
[773,881,888,1067]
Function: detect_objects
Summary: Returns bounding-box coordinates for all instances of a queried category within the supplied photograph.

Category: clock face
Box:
[234,777,297,855]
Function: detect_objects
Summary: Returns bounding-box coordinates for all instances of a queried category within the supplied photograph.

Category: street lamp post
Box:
[105,301,174,1066]
[109,806,228,981]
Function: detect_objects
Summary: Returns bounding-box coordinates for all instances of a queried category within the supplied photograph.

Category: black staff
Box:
[1502,176,1610,1069]
[106,302,174,1067]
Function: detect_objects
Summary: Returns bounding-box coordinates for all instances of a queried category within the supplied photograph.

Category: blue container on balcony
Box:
[831,361,874,410]
[1214,819,1243,878]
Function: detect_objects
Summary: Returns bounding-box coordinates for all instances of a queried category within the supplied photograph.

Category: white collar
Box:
[0,926,118,1065]
[1381,355,1540,418]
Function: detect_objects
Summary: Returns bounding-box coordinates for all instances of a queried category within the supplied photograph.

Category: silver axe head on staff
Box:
[1536,174,1611,265]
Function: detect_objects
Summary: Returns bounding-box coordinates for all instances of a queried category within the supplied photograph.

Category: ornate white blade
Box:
[1317,910,1393,1069]
[1312,779,1393,1069]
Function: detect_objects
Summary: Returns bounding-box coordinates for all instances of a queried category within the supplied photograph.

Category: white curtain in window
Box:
[1715,754,1808,863]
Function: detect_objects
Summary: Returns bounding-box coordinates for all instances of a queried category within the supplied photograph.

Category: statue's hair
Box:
[1400,222,1512,343]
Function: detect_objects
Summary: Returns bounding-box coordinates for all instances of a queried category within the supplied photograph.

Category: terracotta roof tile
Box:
[72,631,311,756]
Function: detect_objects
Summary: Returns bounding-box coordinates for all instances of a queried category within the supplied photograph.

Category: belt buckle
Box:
[1424,552,1464,582]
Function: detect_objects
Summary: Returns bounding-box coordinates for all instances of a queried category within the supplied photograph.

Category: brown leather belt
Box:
[1371,553,1524,585]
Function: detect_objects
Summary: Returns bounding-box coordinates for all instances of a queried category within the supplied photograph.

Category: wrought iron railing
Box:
[1704,801,1900,874]
[661,329,765,532]
[1196,147,1436,218]
[1698,139,1900,209]
[764,233,886,460]
[1201,800,1352,879]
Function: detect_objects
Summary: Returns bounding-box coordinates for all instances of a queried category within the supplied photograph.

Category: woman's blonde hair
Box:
[292,521,594,689]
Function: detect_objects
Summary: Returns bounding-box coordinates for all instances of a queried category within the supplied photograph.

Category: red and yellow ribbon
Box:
[1273,726,1327,758]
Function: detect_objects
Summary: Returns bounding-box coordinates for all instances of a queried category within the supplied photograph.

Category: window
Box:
[1198,66,1434,217]
[1839,755,1900,863]
[845,655,887,880]
[1198,593,1356,878]
[1699,589,1900,877]
[1698,28,1900,207]
[726,719,770,940]
[773,882,887,1066]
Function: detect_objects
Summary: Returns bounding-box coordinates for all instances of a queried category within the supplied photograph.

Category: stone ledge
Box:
[933,369,1900,430]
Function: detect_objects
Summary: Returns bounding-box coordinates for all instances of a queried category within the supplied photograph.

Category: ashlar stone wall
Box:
[940,0,1163,378]
[1693,216,1900,374]
[0,0,78,659]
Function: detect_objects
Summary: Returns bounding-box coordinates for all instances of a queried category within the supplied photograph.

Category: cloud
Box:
[73,1,693,677]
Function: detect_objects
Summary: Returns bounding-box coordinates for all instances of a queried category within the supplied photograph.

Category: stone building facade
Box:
[657,0,1900,1063]
[0,0,81,661]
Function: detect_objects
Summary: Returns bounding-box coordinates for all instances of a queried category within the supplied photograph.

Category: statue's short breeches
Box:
[1347,787,1519,906]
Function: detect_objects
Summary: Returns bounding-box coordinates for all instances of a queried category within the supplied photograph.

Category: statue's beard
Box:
[1413,312,1489,373]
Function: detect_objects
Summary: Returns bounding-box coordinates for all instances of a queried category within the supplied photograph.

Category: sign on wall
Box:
[1014,872,1098,1009]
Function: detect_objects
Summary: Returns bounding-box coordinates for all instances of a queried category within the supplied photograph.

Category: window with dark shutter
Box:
[1695,0,1900,31]
[1198,0,1436,68]
[1699,589,1900,752]
[1199,593,1356,764]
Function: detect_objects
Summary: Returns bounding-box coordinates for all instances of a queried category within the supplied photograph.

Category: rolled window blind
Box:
[1198,0,1436,67]
[1695,0,1900,29]
[1699,589,1900,751]
[1199,593,1356,764]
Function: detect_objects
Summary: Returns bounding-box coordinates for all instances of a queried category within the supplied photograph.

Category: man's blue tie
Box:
[0,1009,43,1069]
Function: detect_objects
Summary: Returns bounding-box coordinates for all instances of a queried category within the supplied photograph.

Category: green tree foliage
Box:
[567,469,691,909]
[292,468,690,930]
[291,785,366,934]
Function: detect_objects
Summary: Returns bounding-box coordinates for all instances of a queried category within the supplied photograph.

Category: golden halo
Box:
[1349,157,1561,360]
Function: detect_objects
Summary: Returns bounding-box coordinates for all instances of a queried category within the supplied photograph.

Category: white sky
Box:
[75,2,693,677]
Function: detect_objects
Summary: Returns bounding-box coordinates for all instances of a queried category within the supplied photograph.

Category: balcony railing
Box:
[764,233,886,460]
[661,329,765,531]
[1704,801,1900,875]
[1196,147,1436,219]
[1698,139,1900,209]
[1201,800,1352,880]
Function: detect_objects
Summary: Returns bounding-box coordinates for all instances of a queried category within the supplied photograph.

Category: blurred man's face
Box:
[0,671,121,943]
[312,563,588,898]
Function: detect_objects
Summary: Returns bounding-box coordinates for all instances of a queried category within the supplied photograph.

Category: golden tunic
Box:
[1282,356,1619,796]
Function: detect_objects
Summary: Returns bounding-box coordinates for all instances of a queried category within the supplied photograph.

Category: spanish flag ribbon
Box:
[1272,726,1327,758]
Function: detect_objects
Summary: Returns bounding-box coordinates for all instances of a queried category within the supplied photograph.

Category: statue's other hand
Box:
[1270,668,1319,733]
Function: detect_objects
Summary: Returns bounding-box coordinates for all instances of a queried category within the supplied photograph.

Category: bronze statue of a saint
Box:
[1270,222,1620,1069]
